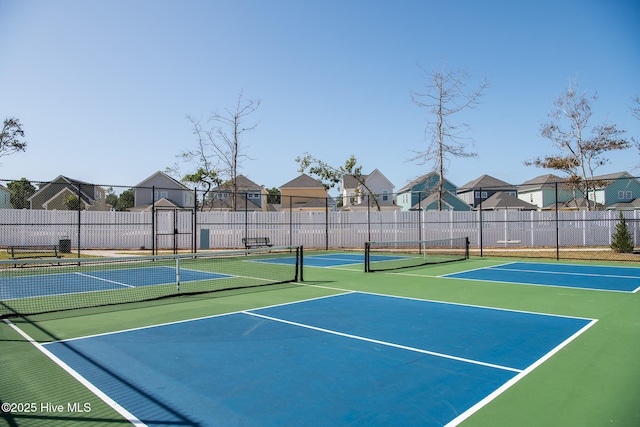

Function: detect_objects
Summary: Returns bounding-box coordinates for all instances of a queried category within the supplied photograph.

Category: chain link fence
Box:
[1,177,638,262]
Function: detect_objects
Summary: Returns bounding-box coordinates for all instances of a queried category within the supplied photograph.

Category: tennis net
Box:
[0,246,302,318]
[365,237,469,272]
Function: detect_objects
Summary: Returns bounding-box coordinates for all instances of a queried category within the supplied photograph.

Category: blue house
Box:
[0,184,11,208]
[396,173,470,211]
[593,172,640,209]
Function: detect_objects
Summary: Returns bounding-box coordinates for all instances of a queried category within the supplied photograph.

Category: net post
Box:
[364,242,370,272]
[298,246,304,282]
[176,256,181,291]
[465,237,470,260]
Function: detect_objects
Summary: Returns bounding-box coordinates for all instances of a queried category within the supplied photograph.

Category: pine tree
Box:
[611,211,634,253]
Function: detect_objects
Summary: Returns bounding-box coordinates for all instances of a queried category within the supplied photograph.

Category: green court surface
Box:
[1,254,639,426]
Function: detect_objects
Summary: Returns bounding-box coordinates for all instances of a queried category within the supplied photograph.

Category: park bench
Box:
[6,245,60,259]
[242,237,273,249]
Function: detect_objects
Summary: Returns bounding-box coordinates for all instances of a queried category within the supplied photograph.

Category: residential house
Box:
[457,175,517,209]
[396,172,470,211]
[477,192,537,211]
[132,171,195,211]
[0,184,11,208]
[589,172,640,208]
[517,174,573,210]
[28,175,110,211]
[205,175,268,211]
[279,174,335,211]
[340,169,398,211]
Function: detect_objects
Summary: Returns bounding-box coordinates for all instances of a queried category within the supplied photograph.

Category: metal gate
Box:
[153,207,195,254]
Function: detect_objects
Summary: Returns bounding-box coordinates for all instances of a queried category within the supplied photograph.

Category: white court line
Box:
[3,318,147,427]
[74,272,135,288]
[487,265,640,280]
[244,310,522,373]
[445,318,598,426]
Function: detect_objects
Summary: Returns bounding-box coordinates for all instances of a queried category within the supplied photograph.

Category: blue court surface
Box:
[43,292,594,426]
[443,262,640,293]
[258,252,405,267]
[0,267,230,300]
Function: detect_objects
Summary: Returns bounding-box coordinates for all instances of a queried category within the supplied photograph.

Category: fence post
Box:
[325,196,329,250]
[478,188,483,257]
[151,186,155,255]
[555,181,559,260]
[76,184,81,258]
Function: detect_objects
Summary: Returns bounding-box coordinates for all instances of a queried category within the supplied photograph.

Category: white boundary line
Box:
[445,318,598,426]
[74,272,135,288]
[16,287,599,427]
[244,310,522,373]
[43,290,353,344]
[3,318,147,427]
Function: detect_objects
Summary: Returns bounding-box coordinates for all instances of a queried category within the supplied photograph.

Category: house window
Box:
[382,190,388,201]
[475,191,480,198]
[619,191,633,200]
[160,191,168,199]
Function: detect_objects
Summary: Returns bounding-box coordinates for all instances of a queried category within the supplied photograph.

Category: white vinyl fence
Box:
[1,208,638,251]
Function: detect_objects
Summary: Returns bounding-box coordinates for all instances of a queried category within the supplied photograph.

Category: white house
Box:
[340,169,397,211]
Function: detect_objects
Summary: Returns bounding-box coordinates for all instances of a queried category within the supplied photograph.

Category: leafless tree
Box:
[631,94,640,121]
[526,79,630,209]
[179,91,261,210]
[411,62,488,210]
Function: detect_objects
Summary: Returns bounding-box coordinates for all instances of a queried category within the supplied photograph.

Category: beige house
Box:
[279,174,334,211]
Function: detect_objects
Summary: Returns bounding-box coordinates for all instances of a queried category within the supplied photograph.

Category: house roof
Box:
[397,172,456,193]
[409,190,470,211]
[281,174,325,189]
[607,198,640,210]
[135,171,189,190]
[478,191,537,210]
[342,174,367,189]
[544,197,604,210]
[518,174,566,191]
[214,175,264,192]
[128,197,181,212]
[28,175,99,206]
[458,174,515,191]
[591,171,632,181]
[292,198,328,209]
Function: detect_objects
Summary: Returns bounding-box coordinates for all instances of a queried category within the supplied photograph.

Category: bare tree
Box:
[0,117,27,162]
[411,62,488,210]
[179,91,261,210]
[631,94,640,121]
[526,79,630,209]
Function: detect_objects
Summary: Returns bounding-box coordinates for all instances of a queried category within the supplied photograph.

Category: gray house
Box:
[132,171,195,211]
[28,175,110,211]
[205,175,268,211]
[457,175,517,209]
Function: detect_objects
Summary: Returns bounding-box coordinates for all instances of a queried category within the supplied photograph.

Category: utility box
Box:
[200,229,210,250]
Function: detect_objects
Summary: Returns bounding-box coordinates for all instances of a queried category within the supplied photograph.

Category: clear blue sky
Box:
[1,0,639,195]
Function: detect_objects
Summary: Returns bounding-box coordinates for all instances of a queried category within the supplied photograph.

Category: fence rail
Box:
[1,208,638,262]
[2,176,639,262]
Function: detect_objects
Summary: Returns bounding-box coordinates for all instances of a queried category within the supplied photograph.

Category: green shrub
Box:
[611,211,634,253]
